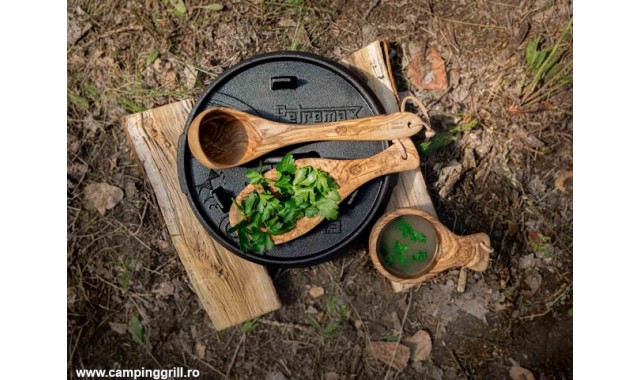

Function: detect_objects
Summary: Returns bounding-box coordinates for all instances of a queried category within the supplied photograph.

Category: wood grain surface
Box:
[122,100,281,330]
[187,107,426,169]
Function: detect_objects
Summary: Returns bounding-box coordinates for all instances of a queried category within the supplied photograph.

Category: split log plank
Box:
[122,100,281,330]
[342,41,439,292]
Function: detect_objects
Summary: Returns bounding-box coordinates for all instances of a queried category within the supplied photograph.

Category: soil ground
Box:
[68,1,573,379]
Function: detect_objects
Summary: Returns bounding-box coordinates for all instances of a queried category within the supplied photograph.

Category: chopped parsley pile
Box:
[228,153,341,254]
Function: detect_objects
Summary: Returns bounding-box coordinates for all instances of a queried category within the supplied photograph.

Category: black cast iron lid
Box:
[178,51,395,267]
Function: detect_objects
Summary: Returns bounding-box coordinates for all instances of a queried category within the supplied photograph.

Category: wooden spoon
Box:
[229,138,420,244]
[187,107,429,170]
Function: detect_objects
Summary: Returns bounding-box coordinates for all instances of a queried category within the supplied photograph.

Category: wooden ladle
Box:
[229,138,421,244]
[369,208,493,284]
[187,107,430,170]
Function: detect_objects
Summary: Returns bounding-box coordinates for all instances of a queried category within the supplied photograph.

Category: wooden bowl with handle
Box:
[368,208,493,284]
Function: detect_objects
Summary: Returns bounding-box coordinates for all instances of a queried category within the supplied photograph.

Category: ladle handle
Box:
[337,138,420,195]
[257,112,426,145]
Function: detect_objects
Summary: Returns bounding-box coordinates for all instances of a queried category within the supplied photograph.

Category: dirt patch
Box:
[68,1,572,379]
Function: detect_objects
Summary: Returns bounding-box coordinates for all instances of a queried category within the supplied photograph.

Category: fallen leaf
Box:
[124,180,137,198]
[384,311,402,333]
[361,24,378,45]
[368,341,410,372]
[454,293,490,323]
[67,287,77,307]
[555,171,572,194]
[128,316,148,348]
[522,269,542,296]
[509,366,535,380]
[84,182,124,215]
[195,341,207,359]
[67,11,92,46]
[84,115,102,133]
[68,162,89,177]
[518,254,536,270]
[183,65,198,89]
[145,50,159,67]
[408,47,448,91]
[109,322,128,335]
[156,239,172,252]
[309,286,325,298]
[401,330,432,361]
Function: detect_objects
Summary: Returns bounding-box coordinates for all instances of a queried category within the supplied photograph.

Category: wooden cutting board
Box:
[121,40,438,331]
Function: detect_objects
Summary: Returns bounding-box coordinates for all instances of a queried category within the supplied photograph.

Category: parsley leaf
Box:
[316,195,340,220]
[246,169,263,184]
[276,153,296,174]
[230,155,342,254]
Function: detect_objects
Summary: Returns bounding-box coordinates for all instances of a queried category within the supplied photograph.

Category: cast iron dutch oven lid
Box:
[178,51,395,267]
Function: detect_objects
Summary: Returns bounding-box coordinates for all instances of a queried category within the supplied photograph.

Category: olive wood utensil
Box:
[187,107,429,170]
[228,138,420,244]
[369,208,493,284]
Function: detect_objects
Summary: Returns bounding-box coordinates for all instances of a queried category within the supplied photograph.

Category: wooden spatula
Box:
[228,138,420,244]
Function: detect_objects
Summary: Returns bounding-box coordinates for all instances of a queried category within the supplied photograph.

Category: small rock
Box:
[323,372,339,380]
[195,341,207,359]
[109,322,128,335]
[518,254,536,270]
[156,239,172,252]
[84,182,124,215]
[309,286,325,298]
[368,341,411,372]
[124,180,137,198]
[354,319,363,329]
[509,366,535,380]
[522,269,542,296]
[401,330,432,361]
[306,305,319,315]
[152,282,175,297]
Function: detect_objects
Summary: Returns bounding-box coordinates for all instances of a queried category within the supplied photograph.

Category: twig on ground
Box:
[383,291,413,380]
[225,334,244,377]
[363,0,381,20]
[449,348,470,380]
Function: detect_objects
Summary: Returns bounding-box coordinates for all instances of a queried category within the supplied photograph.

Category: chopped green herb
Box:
[411,250,428,262]
[229,154,341,254]
[398,217,427,243]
